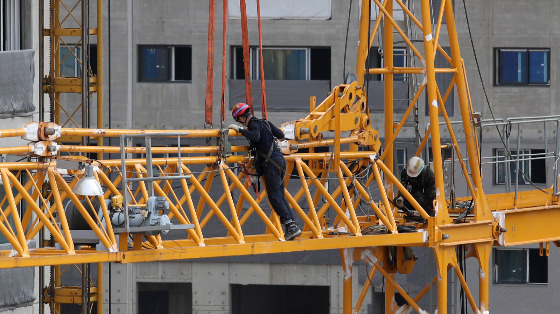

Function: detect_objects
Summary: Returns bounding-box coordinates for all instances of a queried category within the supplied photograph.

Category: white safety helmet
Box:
[406,156,424,178]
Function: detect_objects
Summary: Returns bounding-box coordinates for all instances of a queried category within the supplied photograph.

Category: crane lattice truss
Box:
[4,1,560,313]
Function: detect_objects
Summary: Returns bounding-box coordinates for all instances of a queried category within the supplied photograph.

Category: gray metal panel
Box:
[367,81,410,113]
[0,50,35,118]
[229,80,331,112]
[0,240,36,311]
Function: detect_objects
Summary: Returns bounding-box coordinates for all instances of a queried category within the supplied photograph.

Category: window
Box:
[367,47,408,82]
[494,248,548,284]
[138,45,192,82]
[59,45,98,77]
[231,284,329,314]
[232,47,330,81]
[494,149,546,185]
[495,48,550,86]
[137,282,192,314]
[1,0,21,51]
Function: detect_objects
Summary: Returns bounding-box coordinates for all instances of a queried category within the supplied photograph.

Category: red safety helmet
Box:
[232,103,250,118]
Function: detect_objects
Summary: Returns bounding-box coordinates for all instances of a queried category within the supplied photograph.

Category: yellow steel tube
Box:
[96,194,117,248]
[47,170,75,252]
[295,159,322,237]
[356,0,371,87]
[284,191,321,238]
[420,0,447,225]
[394,0,452,64]
[96,170,122,197]
[373,0,423,61]
[58,145,248,154]
[196,170,216,226]
[179,177,204,245]
[340,163,393,230]
[60,128,235,138]
[368,67,456,74]
[444,0,488,221]
[183,167,241,243]
[367,0,388,51]
[381,84,426,161]
[437,86,476,200]
[0,146,33,155]
[371,162,398,232]
[295,136,359,150]
[374,262,423,313]
[452,262,478,312]
[0,214,24,255]
[219,164,245,244]
[337,165,361,236]
[354,266,376,314]
[1,169,29,256]
[160,179,197,239]
[341,249,353,314]
[300,162,358,234]
[0,128,26,138]
[21,170,48,233]
[223,167,282,239]
[375,158,430,219]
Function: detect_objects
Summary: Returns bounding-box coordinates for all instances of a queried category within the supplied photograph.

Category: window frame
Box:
[494,48,550,86]
[138,45,192,83]
[231,46,331,81]
[367,47,409,82]
[493,248,548,285]
[493,148,546,185]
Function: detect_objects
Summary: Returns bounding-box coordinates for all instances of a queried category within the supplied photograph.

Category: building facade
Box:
[1,0,560,313]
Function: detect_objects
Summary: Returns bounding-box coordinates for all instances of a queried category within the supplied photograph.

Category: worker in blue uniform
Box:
[229,103,302,241]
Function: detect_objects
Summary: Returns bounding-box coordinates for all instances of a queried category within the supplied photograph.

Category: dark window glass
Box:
[530,149,546,184]
[495,249,526,283]
[89,44,98,76]
[501,50,527,84]
[174,46,192,81]
[310,48,331,80]
[138,290,169,314]
[496,48,549,86]
[529,51,548,84]
[140,47,169,81]
[366,47,382,81]
[494,248,548,284]
[528,249,548,284]
[233,47,245,80]
[231,284,329,314]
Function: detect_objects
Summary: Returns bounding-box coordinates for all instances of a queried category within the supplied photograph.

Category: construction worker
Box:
[394,156,436,218]
[228,103,302,241]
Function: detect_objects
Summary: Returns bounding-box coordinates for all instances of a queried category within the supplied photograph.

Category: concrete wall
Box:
[103,261,371,314]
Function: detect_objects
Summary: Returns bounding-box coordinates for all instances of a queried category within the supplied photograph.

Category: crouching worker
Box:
[394,156,436,220]
[228,103,302,240]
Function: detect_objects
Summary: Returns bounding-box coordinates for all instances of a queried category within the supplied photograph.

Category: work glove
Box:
[228,124,242,132]
[395,196,404,208]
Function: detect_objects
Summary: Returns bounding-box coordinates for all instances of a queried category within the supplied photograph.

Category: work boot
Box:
[283,221,302,241]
